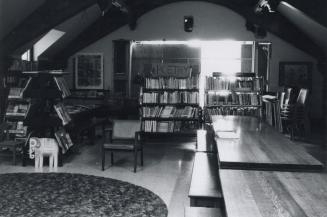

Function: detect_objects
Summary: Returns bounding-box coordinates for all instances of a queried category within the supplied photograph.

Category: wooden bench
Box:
[185,207,224,217]
[189,152,223,208]
[196,129,216,153]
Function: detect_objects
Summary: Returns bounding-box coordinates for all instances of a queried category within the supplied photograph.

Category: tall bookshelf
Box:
[139,76,200,135]
[204,72,263,122]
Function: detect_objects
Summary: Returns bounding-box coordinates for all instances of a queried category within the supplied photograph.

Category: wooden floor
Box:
[220,169,327,217]
[212,116,323,171]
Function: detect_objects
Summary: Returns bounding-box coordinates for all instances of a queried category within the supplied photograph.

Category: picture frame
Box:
[75,53,104,89]
[279,61,312,90]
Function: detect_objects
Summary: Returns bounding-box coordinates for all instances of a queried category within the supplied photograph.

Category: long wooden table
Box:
[212,116,323,171]
[220,169,327,217]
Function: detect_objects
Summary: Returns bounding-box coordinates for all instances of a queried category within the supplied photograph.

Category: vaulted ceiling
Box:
[0,0,326,63]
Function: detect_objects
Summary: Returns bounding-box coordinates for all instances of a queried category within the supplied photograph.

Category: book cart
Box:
[17,70,73,166]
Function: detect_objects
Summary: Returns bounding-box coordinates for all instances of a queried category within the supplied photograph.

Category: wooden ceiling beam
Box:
[284,0,327,28]
[0,0,97,56]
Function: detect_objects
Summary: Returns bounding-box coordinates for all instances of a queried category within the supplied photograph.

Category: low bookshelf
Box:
[204,72,263,122]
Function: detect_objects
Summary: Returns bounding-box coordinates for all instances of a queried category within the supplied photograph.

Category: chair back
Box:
[284,88,292,105]
[112,120,141,140]
[296,88,308,106]
[278,91,285,109]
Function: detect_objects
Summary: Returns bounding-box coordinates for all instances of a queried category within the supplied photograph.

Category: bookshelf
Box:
[204,72,263,122]
[139,76,200,134]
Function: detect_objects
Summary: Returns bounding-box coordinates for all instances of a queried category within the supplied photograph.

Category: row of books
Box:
[54,77,71,98]
[142,120,197,133]
[6,121,28,137]
[142,92,199,104]
[6,101,30,117]
[206,107,260,117]
[206,93,260,106]
[206,77,260,91]
[142,106,198,119]
[54,103,72,126]
[142,121,178,132]
[145,77,198,89]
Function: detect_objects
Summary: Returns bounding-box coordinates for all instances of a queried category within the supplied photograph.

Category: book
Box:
[8,87,24,98]
[54,77,71,98]
[54,103,71,125]
[55,129,74,154]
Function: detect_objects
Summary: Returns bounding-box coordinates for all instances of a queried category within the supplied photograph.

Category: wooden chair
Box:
[280,88,310,140]
[101,120,143,172]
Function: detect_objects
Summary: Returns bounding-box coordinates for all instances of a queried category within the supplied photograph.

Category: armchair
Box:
[101,120,143,172]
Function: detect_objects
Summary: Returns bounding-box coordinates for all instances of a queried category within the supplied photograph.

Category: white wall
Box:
[68,1,322,118]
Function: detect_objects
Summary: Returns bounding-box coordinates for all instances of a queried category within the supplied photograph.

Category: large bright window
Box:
[200,41,254,76]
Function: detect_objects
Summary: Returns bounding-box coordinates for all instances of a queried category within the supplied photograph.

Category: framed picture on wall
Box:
[279,61,312,90]
[75,53,104,89]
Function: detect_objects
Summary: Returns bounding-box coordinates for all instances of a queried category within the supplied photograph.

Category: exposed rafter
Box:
[0,0,97,57]
[285,0,327,28]
[54,0,325,63]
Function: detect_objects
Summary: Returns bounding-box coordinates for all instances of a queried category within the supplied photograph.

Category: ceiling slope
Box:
[0,0,97,57]
[54,0,325,63]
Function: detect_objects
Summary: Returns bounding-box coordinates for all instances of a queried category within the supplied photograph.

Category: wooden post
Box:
[0,53,5,121]
[319,59,327,146]
[323,61,327,146]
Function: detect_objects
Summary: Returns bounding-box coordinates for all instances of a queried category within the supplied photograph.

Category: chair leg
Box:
[101,145,105,171]
[22,145,26,166]
[134,149,137,173]
[13,147,16,165]
[140,148,144,166]
[111,152,114,165]
[290,122,295,140]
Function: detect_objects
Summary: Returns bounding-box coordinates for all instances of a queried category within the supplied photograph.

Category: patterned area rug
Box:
[0,173,168,217]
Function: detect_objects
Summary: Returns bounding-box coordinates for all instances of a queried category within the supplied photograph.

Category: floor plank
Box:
[212,116,323,171]
[220,169,327,217]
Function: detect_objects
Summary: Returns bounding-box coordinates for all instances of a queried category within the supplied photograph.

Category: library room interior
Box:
[0,1,327,217]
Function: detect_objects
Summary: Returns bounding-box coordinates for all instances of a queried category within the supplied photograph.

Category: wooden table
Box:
[220,169,327,217]
[212,115,323,171]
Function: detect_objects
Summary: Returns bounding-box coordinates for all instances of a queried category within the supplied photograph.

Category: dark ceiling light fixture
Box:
[97,0,111,16]
[184,16,194,32]
[254,0,279,14]
[97,0,129,16]
[112,0,129,13]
